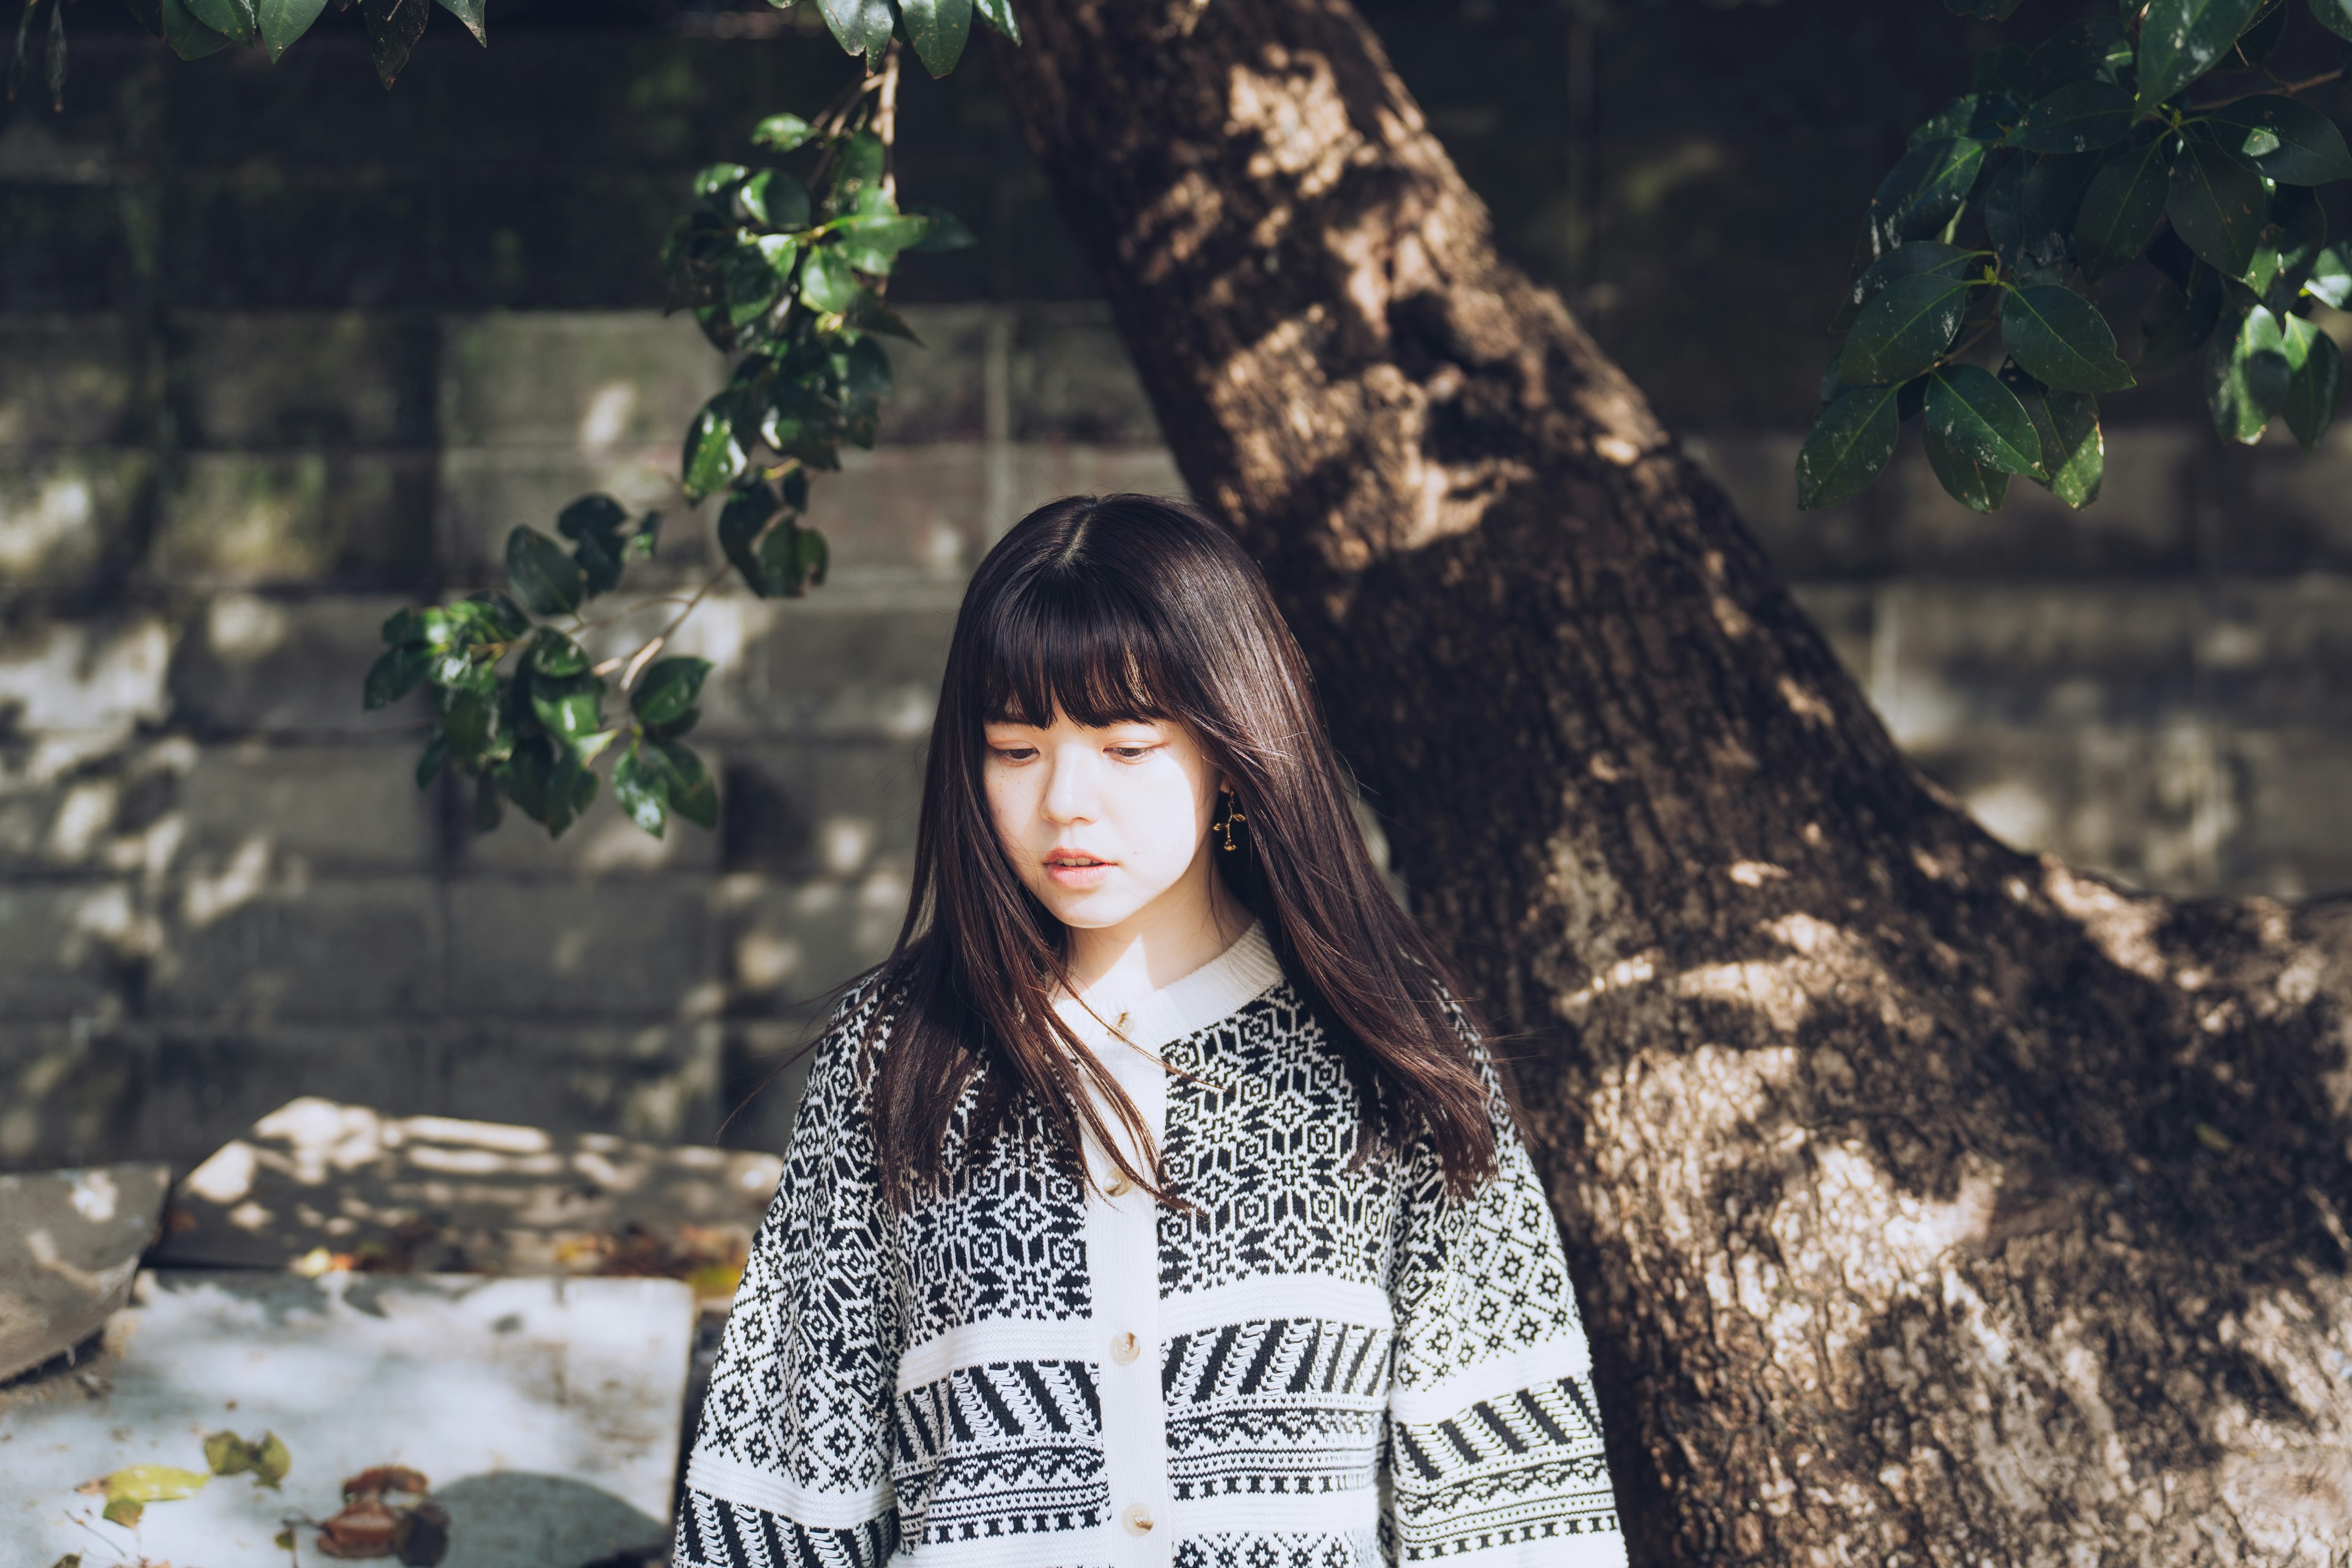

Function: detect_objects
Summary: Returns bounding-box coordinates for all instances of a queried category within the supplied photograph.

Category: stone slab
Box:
[0,1163,170,1382]
[0,1270,693,1568]
[153,1096,777,1286]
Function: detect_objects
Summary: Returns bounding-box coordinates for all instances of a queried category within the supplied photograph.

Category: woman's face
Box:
[982,710,1226,935]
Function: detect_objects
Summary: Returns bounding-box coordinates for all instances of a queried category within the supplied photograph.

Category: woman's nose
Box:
[1041,747,1101,823]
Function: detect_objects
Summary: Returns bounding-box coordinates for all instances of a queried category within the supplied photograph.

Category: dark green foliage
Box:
[1801,0,2351,512]
[354,37,978,841]
[2000,283,2136,391]
[2135,0,2267,111]
[2010,80,2133,153]
[2073,134,2174,278]
[2199,94,2352,183]
[1796,385,1903,509]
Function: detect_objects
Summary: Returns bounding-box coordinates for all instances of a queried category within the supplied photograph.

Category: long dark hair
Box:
[869,493,1498,1208]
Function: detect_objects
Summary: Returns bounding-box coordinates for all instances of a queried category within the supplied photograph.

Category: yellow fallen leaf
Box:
[93,1463,211,1503]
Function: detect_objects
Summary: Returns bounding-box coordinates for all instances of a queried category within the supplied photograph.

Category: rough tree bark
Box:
[987,4,2352,1564]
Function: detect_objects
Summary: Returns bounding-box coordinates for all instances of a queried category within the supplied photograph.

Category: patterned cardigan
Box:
[673,921,1625,1568]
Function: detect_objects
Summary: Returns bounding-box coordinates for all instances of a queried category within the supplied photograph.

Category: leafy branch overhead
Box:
[1799,0,2352,515]
[7,0,1011,96]
[364,53,977,842]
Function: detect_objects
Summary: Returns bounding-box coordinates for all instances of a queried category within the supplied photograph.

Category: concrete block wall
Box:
[4,14,2349,1173]
[0,300,1179,1170]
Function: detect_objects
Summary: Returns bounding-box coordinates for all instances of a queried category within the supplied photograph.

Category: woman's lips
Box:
[1044,854,1113,889]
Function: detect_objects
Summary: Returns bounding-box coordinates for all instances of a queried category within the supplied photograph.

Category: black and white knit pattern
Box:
[674,924,1624,1568]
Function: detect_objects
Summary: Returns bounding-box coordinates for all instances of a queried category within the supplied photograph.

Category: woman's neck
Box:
[1062,864,1251,1011]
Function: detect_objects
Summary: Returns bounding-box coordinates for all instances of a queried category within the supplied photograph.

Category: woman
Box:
[674,494,1624,1567]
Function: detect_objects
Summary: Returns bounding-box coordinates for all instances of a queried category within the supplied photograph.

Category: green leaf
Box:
[558,494,631,596]
[1923,423,2011,511]
[2002,284,2136,391]
[682,395,747,500]
[466,590,532,642]
[415,734,447,791]
[2307,243,2352,307]
[717,481,780,595]
[845,288,922,343]
[830,131,887,209]
[159,0,235,58]
[816,0,893,58]
[2313,0,2352,41]
[2136,0,2267,111]
[256,0,327,59]
[695,163,751,201]
[973,0,1020,43]
[799,246,858,314]
[1983,154,2026,268]
[843,334,894,407]
[2074,135,2176,280]
[832,213,933,275]
[2282,314,2344,449]
[2009,80,2133,154]
[654,741,719,829]
[2199,96,2352,184]
[1795,384,1902,510]
[102,1498,145,1528]
[1866,138,1989,255]
[2003,362,2105,507]
[505,528,585,617]
[2206,304,2293,442]
[530,673,606,750]
[2232,0,2288,64]
[527,628,589,679]
[1908,93,2016,151]
[359,0,430,89]
[1944,0,2025,16]
[1846,240,1977,312]
[437,679,499,762]
[1839,271,1972,385]
[1924,363,2043,477]
[904,203,978,252]
[632,657,712,729]
[2027,16,2132,96]
[902,0,973,77]
[796,527,829,590]
[613,745,669,838]
[751,113,816,151]
[203,1431,291,1489]
[363,643,432,710]
[433,0,484,45]
[2169,136,2268,277]
[2019,151,2105,268]
[184,0,255,45]
[2141,257,2226,371]
[742,171,812,231]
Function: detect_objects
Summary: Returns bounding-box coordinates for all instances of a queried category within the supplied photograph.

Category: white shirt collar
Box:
[1050,918,1283,1058]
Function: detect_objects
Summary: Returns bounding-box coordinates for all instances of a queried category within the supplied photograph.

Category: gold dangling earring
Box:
[1216,790,1247,851]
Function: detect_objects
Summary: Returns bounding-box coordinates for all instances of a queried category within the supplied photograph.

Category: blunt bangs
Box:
[971,566,1182,731]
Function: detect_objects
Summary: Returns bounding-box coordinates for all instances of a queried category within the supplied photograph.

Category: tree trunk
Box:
[987,5,2352,1563]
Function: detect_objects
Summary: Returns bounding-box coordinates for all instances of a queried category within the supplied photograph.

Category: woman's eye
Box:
[1109,745,1154,761]
[993,747,1038,763]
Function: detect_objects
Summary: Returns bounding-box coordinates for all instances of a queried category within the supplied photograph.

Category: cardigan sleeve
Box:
[673,981,903,1568]
[1384,1038,1627,1567]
